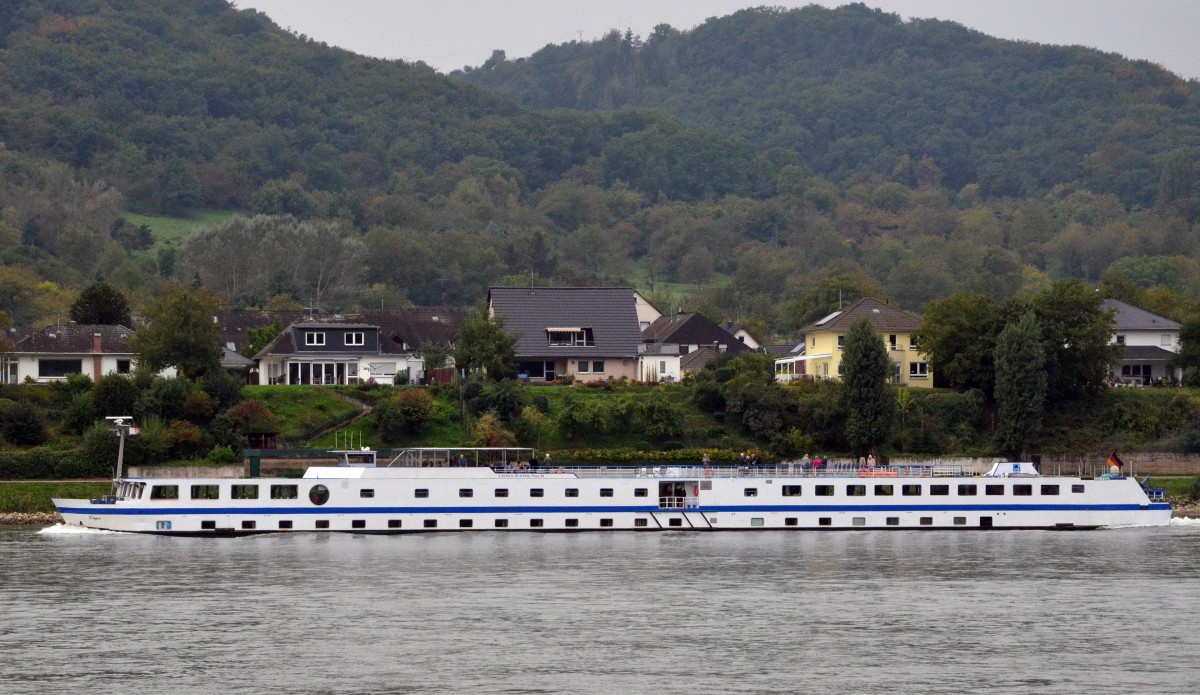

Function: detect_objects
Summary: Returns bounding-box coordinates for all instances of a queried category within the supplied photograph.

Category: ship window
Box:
[459,488,473,498]
[930,485,949,496]
[751,518,765,527]
[495,488,509,497]
[634,488,648,497]
[600,488,614,497]
[530,488,544,498]
[316,520,329,529]
[986,485,1004,496]
[847,485,866,497]
[818,517,831,526]
[565,488,579,497]
[231,484,258,500]
[744,488,758,497]
[201,520,216,530]
[279,520,293,529]
[530,519,544,528]
[902,484,921,496]
[388,520,401,529]
[1041,485,1060,495]
[785,517,798,526]
[815,485,834,496]
[271,485,298,499]
[1072,484,1085,493]
[782,485,801,496]
[352,520,366,529]
[668,518,682,527]
[241,520,256,530]
[954,517,967,525]
[150,485,178,500]
[1013,485,1033,496]
[875,484,893,496]
[980,517,993,528]
[417,519,435,528]
[360,489,375,498]
[495,519,508,528]
[191,484,220,500]
[309,485,330,506]
[852,517,866,526]
[634,518,648,527]
[459,519,473,528]
[958,484,977,496]
[886,517,899,526]
[920,517,933,526]
[600,518,614,527]
[566,519,580,527]
[415,489,429,498]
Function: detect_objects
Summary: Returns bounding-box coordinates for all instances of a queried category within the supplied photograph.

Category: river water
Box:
[3,522,1200,695]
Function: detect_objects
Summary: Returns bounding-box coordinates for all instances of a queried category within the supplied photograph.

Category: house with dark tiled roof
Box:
[250,307,468,385]
[488,287,642,383]
[1104,298,1182,385]
[4,324,150,383]
[638,312,746,381]
[774,298,932,387]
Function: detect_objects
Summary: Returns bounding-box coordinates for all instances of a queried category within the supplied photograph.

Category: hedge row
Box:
[0,447,110,480]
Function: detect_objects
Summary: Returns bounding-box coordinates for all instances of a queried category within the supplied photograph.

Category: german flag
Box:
[1108,451,1125,469]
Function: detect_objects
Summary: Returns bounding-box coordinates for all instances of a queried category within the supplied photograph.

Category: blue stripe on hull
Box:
[56,502,1170,516]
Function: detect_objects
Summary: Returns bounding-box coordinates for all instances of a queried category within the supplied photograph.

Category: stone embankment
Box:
[1,512,62,525]
[1168,496,1200,518]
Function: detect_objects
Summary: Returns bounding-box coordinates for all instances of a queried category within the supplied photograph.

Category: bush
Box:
[375,389,435,442]
[61,391,96,435]
[206,445,239,464]
[692,381,726,413]
[771,428,814,458]
[1189,475,1200,502]
[92,374,140,418]
[531,393,551,415]
[0,447,98,479]
[138,377,195,421]
[0,400,47,446]
[470,379,527,422]
[200,368,245,410]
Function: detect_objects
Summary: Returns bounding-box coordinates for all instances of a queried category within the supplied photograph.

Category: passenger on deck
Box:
[867,454,876,468]
[800,453,811,470]
[458,454,468,467]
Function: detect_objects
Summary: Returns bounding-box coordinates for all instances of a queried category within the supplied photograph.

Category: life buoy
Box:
[858,468,869,477]
[693,485,700,496]
[554,467,565,473]
[704,467,714,478]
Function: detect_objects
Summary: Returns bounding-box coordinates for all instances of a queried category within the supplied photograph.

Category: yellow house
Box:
[776,297,933,387]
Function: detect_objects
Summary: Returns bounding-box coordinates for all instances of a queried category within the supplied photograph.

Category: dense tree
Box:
[916,293,1008,395]
[994,312,1047,459]
[841,318,895,457]
[130,283,223,378]
[69,283,132,326]
[453,311,517,380]
[1029,280,1120,403]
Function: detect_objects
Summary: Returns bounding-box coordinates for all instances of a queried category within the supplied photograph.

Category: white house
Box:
[1104,298,1182,385]
[4,324,140,383]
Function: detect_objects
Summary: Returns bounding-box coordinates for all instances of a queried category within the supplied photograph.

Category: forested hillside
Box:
[1,1,1199,340]
[458,4,1200,207]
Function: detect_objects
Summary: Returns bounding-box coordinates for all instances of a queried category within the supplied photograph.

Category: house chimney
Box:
[93,332,103,381]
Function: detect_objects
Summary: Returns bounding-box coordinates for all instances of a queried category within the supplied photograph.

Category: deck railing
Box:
[488,464,983,479]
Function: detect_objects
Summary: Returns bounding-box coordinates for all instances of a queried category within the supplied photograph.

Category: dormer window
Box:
[1115,335,1126,345]
[305,332,326,346]
[547,327,594,347]
[345,332,364,346]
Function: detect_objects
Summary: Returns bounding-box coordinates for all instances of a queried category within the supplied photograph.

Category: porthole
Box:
[309,484,330,505]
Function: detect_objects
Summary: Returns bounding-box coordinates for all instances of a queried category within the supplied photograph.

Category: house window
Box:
[116,359,131,374]
[1115,335,1126,344]
[889,334,897,350]
[909,362,929,378]
[577,361,589,374]
[592,361,605,373]
[547,328,595,347]
[837,335,845,350]
[909,336,919,351]
[305,332,325,346]
[345,332,364,346]
[1162,334,1173,346]
[659,361,667,372]
[38,359,83,378]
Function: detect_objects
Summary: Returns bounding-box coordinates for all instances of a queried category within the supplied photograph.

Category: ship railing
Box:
[503,464,979,479]
[657,496,700,509]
